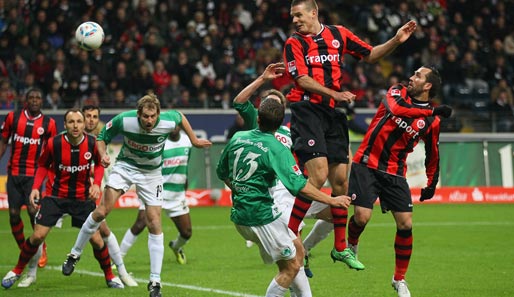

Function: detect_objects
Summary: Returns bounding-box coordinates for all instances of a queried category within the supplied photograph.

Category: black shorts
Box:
[35,197,96,228]
[289,101,349,166]
[6,174,34,209]
[348,163,413,213]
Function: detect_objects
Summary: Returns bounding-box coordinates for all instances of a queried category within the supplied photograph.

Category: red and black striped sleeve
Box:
[382,84,435,118]
[422,118,441,188]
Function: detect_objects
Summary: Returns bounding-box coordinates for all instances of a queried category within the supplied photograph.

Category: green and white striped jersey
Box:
[98,110,182,170]
[216,129,307,226]
[162,130,192,199]
[234,101,292,149]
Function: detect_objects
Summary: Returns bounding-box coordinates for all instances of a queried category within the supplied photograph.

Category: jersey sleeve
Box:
[46,118,58,139]
[216,143,231,182]
[382,84,434,118]
[97,113,122,144]
[234,101,258,130]
[92,141,104,186]
[0,112,13,140]
[422,119,441,188]
[33,137,52,190]
[270,148,307,196]
[340,26,372,60]
[283,36,308,79]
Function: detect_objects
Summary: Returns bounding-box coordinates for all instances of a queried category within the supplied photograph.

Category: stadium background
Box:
[0,0,513,207]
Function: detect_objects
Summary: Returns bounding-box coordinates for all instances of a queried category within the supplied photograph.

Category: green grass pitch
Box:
[1,204,513,296]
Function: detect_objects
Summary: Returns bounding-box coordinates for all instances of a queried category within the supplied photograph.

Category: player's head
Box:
[261,89,287,108]
[407,66,442,101]
[25,88,43,115]
[258,97,285,133]
[137,93,161,132]
[82,105,101,133]
[64,108,85,139]
[423,65,442,99]
[290,0,319,35]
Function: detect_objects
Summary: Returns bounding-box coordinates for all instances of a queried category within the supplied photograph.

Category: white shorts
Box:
[235,215,297,264]
[138,190,189,217]
[305,201,330,219]
[271,181,306,230]
[107,161,163,207]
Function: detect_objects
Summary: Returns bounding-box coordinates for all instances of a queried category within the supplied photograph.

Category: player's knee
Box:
[286,258,301,277]
[353,212,369,227]
[180,228,192,240]
[30,234,45,246]
[132,219,146,234]
[8,208,21,219]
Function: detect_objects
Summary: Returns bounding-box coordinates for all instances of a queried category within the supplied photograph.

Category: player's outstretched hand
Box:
[395,20,417,43]
[433,105,453,118]
[193,139,212,148]
[420,186,436,202]
[330,195,352,209]
[100,154,111,167]
[262,62,285,81]
[29,189,40,209]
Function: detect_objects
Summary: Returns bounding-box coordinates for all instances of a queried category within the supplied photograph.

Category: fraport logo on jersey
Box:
[84,152,92,160]
[59,163,90,173]
[331,40,340,48]
[37,127,45,135]
[13,133,41,145]
[305,53,340,65]
[308,139,315,147]
[391,115,420,139]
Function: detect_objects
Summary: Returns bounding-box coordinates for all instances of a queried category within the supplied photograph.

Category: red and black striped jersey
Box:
[283,24,372,108]
[33,133,104,201]
[353,84,441,188]
[1,109,57,176]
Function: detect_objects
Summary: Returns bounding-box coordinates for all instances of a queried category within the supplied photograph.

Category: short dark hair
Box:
[82,105,101,114]
[258,98,284,132]
[291,0,318,10]
[64,108,85,122]
[25,88,43,100]
[423,65,442,99]
[261,89,287,107]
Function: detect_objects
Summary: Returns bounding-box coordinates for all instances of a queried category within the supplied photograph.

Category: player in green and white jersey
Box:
[233,62,334,278]
[119,129,193,265]
[64,94,211,297]
[217,98,351,297]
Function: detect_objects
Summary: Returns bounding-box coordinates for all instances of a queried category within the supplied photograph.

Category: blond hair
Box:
[137,93,161,114]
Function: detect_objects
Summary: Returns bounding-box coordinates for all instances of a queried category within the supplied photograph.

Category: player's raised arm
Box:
[179,112,212,148]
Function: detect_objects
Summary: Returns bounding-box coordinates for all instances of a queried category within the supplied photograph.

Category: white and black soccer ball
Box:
[75,21,104,51]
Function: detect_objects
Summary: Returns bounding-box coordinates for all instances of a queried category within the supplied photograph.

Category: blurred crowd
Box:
[0,0,512,131]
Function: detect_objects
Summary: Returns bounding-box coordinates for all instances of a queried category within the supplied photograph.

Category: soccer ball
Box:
[75,21,104,51]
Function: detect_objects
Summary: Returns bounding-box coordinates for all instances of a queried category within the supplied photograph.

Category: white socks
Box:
[103,232,128,276]
[290,267,312,297]
[148,232,164,283]
[170,235,188,250]
[266,278,288,297]
[119,229,138,258]
[303,219,333,251]
[71,213,101,255]
[27,244,43,277]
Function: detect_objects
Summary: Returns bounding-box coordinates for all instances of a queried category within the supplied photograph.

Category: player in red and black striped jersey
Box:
[283,0,417,271]
[0,88,57,268]
[347,66,452,296]
[1,109,124,289]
